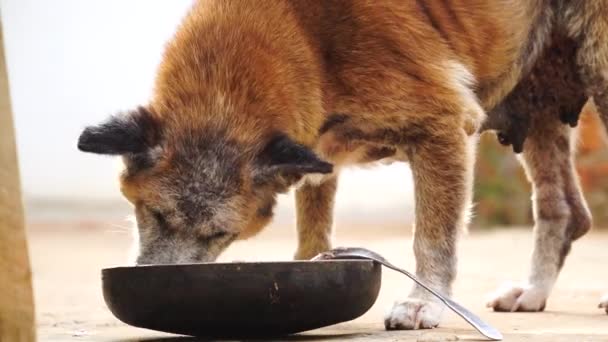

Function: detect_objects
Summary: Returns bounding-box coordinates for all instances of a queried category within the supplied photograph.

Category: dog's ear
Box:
[78,107,161,155]
[254,134,333,187]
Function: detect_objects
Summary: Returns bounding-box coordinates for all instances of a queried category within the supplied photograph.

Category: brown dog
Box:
[78,0,608,329]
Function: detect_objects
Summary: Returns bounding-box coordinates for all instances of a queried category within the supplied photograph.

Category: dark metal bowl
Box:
[102,260,381,338]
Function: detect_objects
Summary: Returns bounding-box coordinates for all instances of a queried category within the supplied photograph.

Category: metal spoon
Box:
[312,247,503,341]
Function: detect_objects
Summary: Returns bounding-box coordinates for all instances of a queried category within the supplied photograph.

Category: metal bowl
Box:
[102,260,381,338]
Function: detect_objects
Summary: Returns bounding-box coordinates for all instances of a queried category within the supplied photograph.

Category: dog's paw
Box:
[384,298,445,330]
[599,294,608,314]
[486,282,548,312]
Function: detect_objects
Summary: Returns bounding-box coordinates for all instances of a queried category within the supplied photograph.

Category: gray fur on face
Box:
[170,136,244,228]
[134,136,246,265]
[130,131,331,265]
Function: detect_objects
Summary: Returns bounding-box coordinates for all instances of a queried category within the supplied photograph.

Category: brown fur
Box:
[294,177,337,259]
[77,0,608,327]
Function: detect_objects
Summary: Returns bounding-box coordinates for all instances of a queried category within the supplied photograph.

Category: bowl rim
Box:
[102,259,376,272]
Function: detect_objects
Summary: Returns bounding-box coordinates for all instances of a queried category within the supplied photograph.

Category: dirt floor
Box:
[29,220,607,342]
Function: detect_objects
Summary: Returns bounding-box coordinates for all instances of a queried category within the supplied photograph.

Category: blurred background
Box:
[476,101,608,227]
[3,0,608,229]
[3,0,419,227]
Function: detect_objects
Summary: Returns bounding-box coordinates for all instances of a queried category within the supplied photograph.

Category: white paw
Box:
[384,298,445,330]
[486,282,549,312]
[599,293,608,314]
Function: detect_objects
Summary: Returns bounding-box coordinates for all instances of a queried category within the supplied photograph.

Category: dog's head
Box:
[78,107,332,264]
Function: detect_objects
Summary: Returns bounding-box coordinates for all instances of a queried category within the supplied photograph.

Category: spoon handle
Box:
[313,247,503,341]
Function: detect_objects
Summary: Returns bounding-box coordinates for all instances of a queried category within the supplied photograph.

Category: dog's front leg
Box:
[294,177,338,260]
[385,128,476,330]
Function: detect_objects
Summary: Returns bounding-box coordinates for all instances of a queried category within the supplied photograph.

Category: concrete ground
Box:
[30,220,607,342]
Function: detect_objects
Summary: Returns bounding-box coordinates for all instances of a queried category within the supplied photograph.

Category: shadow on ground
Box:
[119,333,369,342]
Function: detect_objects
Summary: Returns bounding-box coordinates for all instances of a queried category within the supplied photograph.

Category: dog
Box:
[77,0,608,329]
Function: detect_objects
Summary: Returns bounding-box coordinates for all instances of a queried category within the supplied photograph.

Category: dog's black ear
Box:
[78,107,160,155]
[254,134,333,186]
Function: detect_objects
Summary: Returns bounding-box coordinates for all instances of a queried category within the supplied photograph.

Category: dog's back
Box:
[152,0,540,146]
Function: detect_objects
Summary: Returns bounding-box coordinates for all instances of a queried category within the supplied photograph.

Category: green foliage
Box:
[473,133,532,228]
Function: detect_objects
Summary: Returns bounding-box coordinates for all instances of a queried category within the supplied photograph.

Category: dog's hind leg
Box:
[487,109,592,312]
[561,4,608,313]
